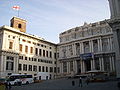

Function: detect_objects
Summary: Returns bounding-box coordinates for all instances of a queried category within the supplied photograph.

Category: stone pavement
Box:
[11,78,119,90]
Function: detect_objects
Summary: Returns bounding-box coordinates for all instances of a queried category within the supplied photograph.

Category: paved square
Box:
[11,78,119,90]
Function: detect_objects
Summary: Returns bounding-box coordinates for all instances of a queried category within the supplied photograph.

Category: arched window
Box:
[18,24,22,28]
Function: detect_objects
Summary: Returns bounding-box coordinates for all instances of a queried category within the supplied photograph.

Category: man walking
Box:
[79,77,82,87]
[86,76,90,85]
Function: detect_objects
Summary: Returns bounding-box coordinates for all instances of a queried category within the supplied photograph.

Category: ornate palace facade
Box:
[58,20,116,76]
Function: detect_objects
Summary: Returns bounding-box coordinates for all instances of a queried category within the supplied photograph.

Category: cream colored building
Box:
[58,20,116,76]
[0,17,59,79]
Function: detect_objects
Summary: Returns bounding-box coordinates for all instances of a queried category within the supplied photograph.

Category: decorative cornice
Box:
[107,18,120,29]
[0,50,19,55]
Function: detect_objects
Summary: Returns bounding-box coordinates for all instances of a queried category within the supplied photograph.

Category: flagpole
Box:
[18,10,19,17]
[12,6,20,17]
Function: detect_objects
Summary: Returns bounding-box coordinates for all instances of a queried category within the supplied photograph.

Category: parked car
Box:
[0,78,6,84]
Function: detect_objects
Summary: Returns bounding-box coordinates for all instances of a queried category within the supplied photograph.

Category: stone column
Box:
[91,60,93,70]
[82,61,85,73]
[60,62,63,74]
[74,60,77,74]
[99,57,102,71]
[98,39,100,52]
[99,38,102,52]
[92,60,95,70]
[80,60,83,73]
[0,54,5,78]
[112,56,115,71]
[80,42,82,54]
[109,37,112,51]
[14,56,19,74]
[109,56,113,72]
[89,40,91,52]
[100,57,104,71]
[91,40,94,52]
[108,38,110,51]
[73,60,75,75]
[73,43,76,56]
[3,55,6,73]
[81,42,84,53]
[67,62,70,74]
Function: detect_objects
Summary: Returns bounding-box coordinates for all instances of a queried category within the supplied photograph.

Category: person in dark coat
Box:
[72,80,75,86]
[79,77,82,87]
[86,76,90,85]
[5,80,12,90]
[8,81,12,90]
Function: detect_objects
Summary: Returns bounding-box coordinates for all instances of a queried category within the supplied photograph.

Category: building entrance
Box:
[77,61,81,74]
[84,60,91,71]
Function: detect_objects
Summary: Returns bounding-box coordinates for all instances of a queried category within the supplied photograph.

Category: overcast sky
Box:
[0,0,110,43]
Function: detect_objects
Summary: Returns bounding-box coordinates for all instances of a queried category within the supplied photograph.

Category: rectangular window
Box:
[18,64,22,71]
[33,65,37,72]
[57,67,60,73]
[29,65,32,71]
[50,51,52,58]
[25,46,28,53]
[34,58,37,61]
[25,57,27,60]
[6,61,14,70]
[39,49,42,56]
[9,42,13,49]
[7,56,14,60]
[50,67,53,72]
[35,48,38,55]
[63,62,67,72]
[54,53,56,59]
[46,67,48,72]
[23,64,27,71]
[19,56,23,60]
[54,67,56,73]
[43,50,45,57]
[46,51,48,57]
[42,66,44,72]
[19,44,22,52]
[30,47,33,53]
[39,66,41,72]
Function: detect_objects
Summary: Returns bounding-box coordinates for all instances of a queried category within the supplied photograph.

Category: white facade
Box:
[0,17,59,79]
[58,20,116,76]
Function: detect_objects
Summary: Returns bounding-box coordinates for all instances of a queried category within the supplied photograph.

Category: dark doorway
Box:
[39,76,41,80]
[77,61,81,74]
[84,60,91,71]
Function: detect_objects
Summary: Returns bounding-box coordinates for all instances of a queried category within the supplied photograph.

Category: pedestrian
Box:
[86,76,90,85]
[5,81,8,90]
[72,80,75,86]
[5,80,12,90]
[7,81,12,90]
[79,77,82,87]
